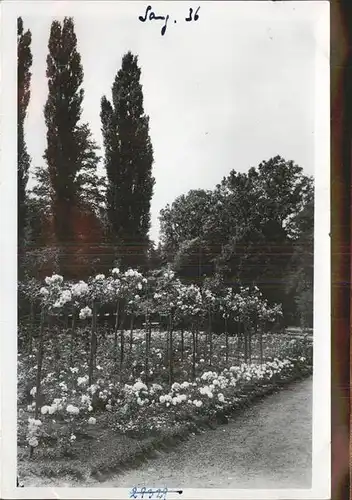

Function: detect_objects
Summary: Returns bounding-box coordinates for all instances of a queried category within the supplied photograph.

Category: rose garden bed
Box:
[17,331,312,485]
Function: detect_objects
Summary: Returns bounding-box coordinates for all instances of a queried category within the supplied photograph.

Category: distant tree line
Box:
[18,17,313,327]
[158,158,314,326]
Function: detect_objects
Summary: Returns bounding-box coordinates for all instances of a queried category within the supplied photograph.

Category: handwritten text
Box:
[139,5,200,36]
[129,487,183,499]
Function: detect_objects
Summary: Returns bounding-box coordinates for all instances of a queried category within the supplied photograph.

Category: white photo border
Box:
[0,1,330,498]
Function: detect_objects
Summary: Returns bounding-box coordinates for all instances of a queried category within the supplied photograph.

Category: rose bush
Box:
[17,271,311,456]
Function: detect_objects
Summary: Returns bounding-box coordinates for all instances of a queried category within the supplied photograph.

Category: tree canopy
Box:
[17,17,33,268]
[159,156,314,324]
[101,51,155,270]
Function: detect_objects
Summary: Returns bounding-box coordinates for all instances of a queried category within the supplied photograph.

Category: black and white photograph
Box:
[1,1,330,498]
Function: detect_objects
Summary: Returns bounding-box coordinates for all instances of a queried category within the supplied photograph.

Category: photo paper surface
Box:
[0,1,330,498]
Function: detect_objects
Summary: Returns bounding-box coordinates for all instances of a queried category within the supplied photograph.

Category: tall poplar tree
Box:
[101,51,155,269]
[17,17,32,256]
[43,17,85,277]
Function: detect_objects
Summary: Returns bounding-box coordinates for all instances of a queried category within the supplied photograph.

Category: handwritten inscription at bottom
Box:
[130,487,183,499]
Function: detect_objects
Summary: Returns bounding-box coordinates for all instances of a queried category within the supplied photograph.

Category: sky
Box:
[21,1,324,243]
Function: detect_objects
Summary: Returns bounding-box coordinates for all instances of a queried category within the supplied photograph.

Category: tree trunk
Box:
[237,322,241,363]
[148,318,152,348]
[88,303,97,386]
[70,310,77,365]
[119,309,127,383]
[180,327,184,362]
[244,323,248,363]
[113,301,120,367]
[191,324,196,380]
[28,299,34,354]
[120,326,124,380]
[165,322,169,362]
[48,315,60,375]
[254,317,258,362]
[29,299,35,326]
[34,308,45,419]
[64,311,69,330]
[145,315,150,387]
[248,327,252,363]
[208,308,212,366]
[119,315,125,384]
[260,320,266,365]
[168,315,173,387]
[225,317,229,364]
[30,308,45,458]
[129,314,135,351]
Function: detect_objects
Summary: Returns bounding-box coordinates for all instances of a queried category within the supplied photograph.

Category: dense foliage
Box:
[101,51,155,270]
[42,17,107,280]
[159,157,314,325]
[17,17,32,266]
[18,16,313,328]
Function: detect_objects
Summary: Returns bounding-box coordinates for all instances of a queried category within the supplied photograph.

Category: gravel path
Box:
[99,376,312,489]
